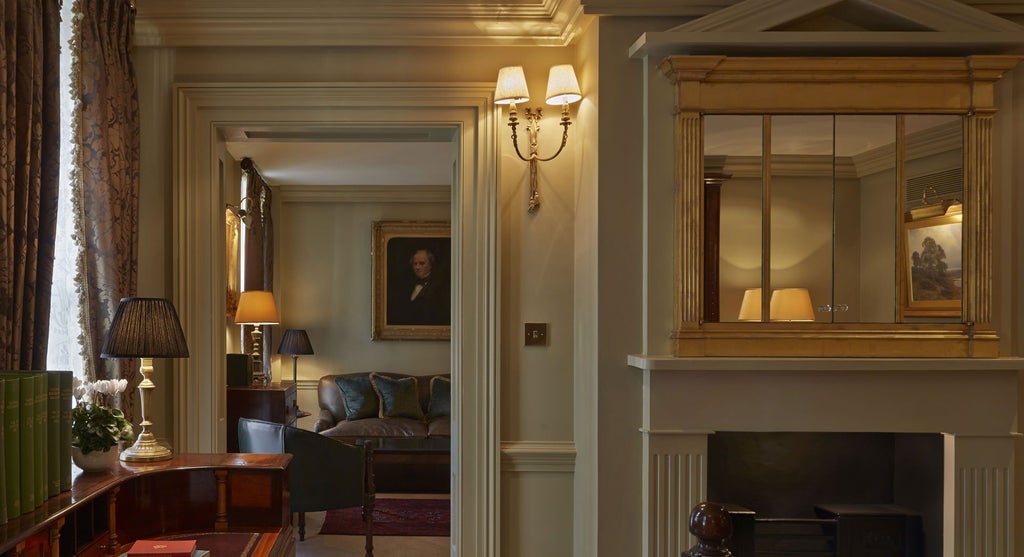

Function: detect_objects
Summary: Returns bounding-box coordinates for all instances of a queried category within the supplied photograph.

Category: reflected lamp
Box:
[769,288,816,322]
[101,297,190,462]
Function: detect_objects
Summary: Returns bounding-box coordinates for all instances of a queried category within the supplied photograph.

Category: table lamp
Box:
[234,290,280,385]
[277,329,314,418]
[769,288,816,322]
[101,297,190,462]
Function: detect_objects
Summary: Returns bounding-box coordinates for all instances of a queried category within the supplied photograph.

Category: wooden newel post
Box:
[682,502,733,557]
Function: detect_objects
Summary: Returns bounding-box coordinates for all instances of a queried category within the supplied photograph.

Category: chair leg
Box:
[298,511,306,541]
[363,500,375,557]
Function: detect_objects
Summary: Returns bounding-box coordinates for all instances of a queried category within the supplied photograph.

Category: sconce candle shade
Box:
[545,64,582,105]
[769,288,815,322]
[494,66,530,105]
[737,288,762,321]
[101,297,189,358]
[101,297,189,463]
[278,329,314,356]
[234,290,280,325]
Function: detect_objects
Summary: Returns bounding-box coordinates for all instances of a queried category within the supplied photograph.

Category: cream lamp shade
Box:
[769,288,815,322]
[737,288,762,321]
[545,64,582,105]
[234,290,280,325]
[494,66,530,105]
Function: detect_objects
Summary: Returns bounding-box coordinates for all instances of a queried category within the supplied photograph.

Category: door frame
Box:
[170,82,500,556]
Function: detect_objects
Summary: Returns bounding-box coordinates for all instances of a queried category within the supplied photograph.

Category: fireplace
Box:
[628,356,1021,557]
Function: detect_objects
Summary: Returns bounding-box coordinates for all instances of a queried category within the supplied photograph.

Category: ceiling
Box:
[222,126,455,187]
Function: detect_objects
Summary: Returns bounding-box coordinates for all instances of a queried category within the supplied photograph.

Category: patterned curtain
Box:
[240,158,274,375]
[71,0,140,417]
[0,0,61,370]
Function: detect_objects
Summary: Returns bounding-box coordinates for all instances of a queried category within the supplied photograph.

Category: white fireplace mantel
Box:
[628,355,1023,557]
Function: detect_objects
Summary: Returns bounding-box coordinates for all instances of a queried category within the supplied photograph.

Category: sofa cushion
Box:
[428,376,451,418]
[427,416,450,437]
[320,417,429,439]
[335,375,379,420]
[370,373,425,420]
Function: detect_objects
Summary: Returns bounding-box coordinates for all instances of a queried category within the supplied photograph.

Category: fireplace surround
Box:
[628,356,1022,557]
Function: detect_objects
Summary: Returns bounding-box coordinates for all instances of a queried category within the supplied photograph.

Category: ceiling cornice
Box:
[134,0,586,47]
[581,0,1024,18]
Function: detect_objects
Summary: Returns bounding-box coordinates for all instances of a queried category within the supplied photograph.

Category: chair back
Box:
[238,417,370,513]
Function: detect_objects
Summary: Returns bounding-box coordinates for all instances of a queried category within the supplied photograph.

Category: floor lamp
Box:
[101,297,190,462]
[278,329,314,418]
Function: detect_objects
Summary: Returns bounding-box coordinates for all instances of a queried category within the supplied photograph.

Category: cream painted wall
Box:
[272,197,452,424]
[136,44,580,556]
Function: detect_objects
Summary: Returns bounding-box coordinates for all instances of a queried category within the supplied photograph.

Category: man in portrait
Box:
[388,246,450,326]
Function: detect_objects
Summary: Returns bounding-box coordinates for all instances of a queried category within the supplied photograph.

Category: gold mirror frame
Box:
[660,55,1022,358]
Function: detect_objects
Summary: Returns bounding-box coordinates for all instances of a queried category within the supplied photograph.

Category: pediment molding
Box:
[628,0,1024,57]
[135,0,585,47]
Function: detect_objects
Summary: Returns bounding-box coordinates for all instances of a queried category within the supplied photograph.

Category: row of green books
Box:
[0,370,74,523]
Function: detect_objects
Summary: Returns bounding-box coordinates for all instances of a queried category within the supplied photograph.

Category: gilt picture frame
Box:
[903,213,963,318]
[371,221,452,340]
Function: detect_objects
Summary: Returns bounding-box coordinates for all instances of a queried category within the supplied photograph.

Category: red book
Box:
[126,540,197,557]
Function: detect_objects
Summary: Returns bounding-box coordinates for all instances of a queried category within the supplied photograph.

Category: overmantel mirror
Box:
[660,55,1021,358]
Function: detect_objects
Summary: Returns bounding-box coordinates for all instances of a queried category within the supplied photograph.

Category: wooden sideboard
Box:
[0,454,294,557]
[227,383,298,453]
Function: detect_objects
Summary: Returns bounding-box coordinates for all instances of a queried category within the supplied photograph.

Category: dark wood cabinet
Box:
[226,382,297,452]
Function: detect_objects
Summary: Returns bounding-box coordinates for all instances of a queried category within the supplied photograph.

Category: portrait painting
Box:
[903,213,962,317]
[372,221,452,340]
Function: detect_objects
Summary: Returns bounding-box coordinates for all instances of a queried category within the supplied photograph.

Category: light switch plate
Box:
[524,323,548,346]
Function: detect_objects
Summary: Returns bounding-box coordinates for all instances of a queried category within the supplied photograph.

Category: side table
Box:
[227,382,297,452]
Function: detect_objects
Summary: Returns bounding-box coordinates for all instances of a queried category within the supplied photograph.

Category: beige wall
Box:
[136,44,580,555]
[133,10,1024,557]
[272,196,452,427]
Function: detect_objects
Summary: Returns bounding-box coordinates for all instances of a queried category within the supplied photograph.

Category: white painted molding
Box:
[135,0,586,47]
[628,354,1024,371]
[172,81,500,557]
[501,441,576,473]
[276,184,451,204]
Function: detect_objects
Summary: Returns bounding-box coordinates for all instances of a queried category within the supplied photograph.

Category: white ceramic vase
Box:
[71,446,119,473]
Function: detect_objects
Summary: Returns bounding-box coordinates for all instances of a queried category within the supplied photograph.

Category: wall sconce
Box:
[226,195,256,227]
[494,64,582,213]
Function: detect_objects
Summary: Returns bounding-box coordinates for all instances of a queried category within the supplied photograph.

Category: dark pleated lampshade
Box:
[277,329,314,356]
[101,297,190,359]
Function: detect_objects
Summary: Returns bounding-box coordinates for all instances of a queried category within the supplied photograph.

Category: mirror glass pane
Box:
[706,115,763,323]
[769,115,833,323]
[834,115,897,323]
[903,114,964,322]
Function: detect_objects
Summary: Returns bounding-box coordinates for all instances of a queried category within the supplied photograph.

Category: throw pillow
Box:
[335,375,379,421]
[428,376,451,418]
[370,373,425,420]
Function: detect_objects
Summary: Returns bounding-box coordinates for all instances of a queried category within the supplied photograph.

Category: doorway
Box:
[171,82,500,556]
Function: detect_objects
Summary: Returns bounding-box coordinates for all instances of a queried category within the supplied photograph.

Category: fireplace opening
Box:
[707,432,943,557]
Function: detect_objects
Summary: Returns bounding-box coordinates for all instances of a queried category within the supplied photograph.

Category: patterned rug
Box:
[318,498,450,537]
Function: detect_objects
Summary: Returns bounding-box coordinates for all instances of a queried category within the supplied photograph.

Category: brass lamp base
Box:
[120,432,172,462]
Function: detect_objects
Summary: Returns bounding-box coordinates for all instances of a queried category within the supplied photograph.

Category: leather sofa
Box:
[314,372,451,440]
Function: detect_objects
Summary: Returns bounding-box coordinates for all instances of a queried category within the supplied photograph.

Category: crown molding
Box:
[581,0,1024,18]
[135,0,586,47]
[276,184,451,203]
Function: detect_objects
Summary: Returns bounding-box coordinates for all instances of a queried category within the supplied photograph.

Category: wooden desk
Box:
[0,454,294,557]
[227,383,298,452]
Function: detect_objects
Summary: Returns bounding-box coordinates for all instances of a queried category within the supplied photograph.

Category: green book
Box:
[58,371,73,492]
[45,372,60,497]
[2,377,20,518]
[0,378,6,524]
[29,374,45,508]
[15,375,33,511]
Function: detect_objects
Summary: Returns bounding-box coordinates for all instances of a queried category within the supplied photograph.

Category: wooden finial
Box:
[682,502,733,557]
